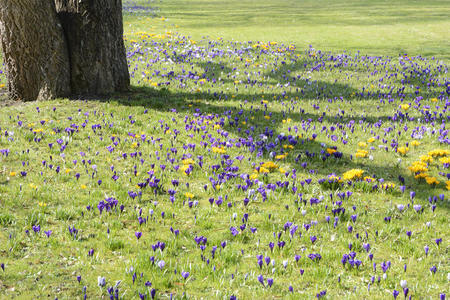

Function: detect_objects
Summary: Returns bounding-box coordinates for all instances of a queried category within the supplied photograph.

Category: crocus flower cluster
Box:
[0,4,448,299]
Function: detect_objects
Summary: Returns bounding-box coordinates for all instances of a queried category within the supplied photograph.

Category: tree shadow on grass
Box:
[102,85,448,207]
[157,54,445,105]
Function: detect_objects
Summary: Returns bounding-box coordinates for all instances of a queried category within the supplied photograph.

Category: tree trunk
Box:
[0,0,71,101]
[55,0,130,95]
[0,0,130,101]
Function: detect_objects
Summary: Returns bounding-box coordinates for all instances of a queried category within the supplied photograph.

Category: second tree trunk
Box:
[55,0,130,95]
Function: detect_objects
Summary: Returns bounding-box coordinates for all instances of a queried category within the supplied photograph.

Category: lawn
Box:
[124,0,450,60]
[0,0,449,299]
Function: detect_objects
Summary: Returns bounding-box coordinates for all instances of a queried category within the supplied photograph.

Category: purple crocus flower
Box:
[257,259,263,269]
[181,271,190,280]
[268,242,274,252]
[393,290,399,299]
[257,274,264,286]
[158,260,165,270]
[97,276,106,287]
[151,289,156,299]
[230,227,239,236]
[363,243,370,253]
[316,290,326,299]
[403,288,409,298]
[32,225,41,234]
[267,278,273,287]
[44,230,52,238]
[413,204,422,212]
[430,265,437,274]
[135,232,142,240]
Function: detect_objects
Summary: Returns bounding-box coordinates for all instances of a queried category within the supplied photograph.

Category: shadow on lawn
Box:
[99,84,449,206]
[191,60,366,101]
[185,57,444,104]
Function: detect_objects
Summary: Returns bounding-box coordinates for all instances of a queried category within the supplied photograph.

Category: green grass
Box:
[124,0,450,60]
[0,0,449,299]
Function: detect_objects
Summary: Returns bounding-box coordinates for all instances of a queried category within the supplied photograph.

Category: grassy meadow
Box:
[124,0,450,60]
[0,0,449,299]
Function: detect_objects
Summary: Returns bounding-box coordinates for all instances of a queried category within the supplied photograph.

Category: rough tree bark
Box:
[55,0,130,95]
[0,0,71,101]
[0,0,130,101]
